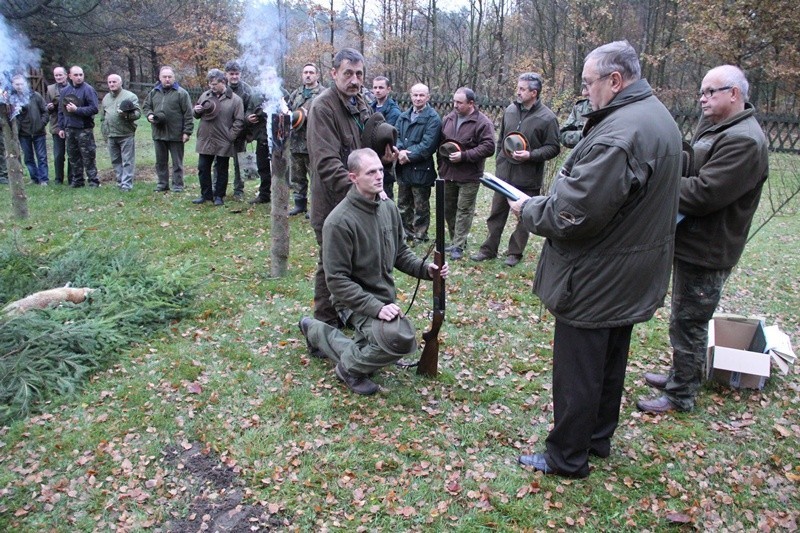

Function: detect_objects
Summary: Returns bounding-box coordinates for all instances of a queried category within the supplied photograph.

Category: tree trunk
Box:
[270,114,291,277]
[1,115,29,219]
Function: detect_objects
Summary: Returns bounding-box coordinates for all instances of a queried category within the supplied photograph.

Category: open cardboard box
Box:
[707,315,796,390]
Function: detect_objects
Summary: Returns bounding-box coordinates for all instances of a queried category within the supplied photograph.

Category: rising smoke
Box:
[237,1,288,115]
[0,14,42,120]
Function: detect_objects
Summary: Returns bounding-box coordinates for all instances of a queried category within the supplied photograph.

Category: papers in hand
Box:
[480,173,526,201]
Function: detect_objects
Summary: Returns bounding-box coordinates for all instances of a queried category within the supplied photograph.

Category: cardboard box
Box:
[706,316,795,390]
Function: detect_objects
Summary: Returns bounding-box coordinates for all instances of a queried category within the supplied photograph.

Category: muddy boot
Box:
[288,198,307,217]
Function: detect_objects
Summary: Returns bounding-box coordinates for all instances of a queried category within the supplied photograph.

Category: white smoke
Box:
[0,14,42,120]
[237,1,288,114]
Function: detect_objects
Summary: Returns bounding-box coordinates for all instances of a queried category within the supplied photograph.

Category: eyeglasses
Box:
[581,72,613,91]
[698,86,732,99]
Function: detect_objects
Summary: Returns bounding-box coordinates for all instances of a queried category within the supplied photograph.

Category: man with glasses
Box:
[471,72,560,267]
[438,87,496,260]
[509,41,682,477]
[637,65,769,414]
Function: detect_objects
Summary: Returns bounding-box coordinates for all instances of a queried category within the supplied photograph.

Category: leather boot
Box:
[289,198,307,216]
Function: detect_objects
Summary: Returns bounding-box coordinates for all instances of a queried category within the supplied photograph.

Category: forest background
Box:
[2,0,799,117]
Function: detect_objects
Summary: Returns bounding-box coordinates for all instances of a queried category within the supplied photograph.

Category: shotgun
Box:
[417,178,445,377]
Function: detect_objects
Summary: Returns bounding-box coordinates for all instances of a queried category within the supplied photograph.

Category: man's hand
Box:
[398,149,411,165]
[381,144,399,165]
[182,133,190,143]
[47,102,55,112]
[509,193,531,218]
[147,113,155,123]
[58,130,65,139]
[65,102,77,113]
[378,303,402,321]
[193,104,204,114]
[428,261,450,279]
[247,114,259,124]
[512,150,531,162]
[449,151,462,163]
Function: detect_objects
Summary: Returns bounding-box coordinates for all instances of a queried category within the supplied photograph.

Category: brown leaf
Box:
[666,512,692,524]
[186,382,202,394]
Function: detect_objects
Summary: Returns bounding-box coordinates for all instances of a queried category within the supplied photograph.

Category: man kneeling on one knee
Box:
[299,148,449,395]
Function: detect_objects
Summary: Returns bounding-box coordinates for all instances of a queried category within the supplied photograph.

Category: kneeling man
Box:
[299,148,449,395]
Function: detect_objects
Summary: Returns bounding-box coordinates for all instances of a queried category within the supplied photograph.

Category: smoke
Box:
[0,14,42,120]
[237,1,288,114]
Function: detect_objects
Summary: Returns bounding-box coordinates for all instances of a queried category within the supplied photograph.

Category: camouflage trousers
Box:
[397,183,432,242]
[664,259,732,410]
[290,152,310,201]
[65,128,98,185]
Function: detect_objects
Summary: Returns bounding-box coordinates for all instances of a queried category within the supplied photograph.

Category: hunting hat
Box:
[62,94,80,110]
[150,110,167,124]
[197,95,220,120]
[503,131,529,157]
[291,107,306,129]
[438,139,462,158]
[372,315,418,356]
[118,99,137,114]
[361,112,397,155]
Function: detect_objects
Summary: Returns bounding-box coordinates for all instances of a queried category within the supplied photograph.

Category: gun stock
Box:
[418,179,446,377]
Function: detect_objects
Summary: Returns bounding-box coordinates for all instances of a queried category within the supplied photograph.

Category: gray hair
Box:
[518,72,543,93]
[585,41,641,82]
[333,48,365,70]
[224,60,242,73]
[708,65,750,100]
[206,68,227,83]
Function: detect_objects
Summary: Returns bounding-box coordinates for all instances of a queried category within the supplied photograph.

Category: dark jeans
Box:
[19,134,49,183]
[664,259,732,410]
[51,133,69,183]
[198,154,230,199]
[544,320,633,476]
[154,140,185,190]
[478,187,540,258]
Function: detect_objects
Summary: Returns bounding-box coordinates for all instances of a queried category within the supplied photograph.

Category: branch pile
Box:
[0,242,196,424]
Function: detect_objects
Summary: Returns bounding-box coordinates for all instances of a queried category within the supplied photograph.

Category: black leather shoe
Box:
[636,395,681,414]
[192,197,208,204]
[249,196,270,204]
[518,453,589,478]
[644,372,668,390]
[298,317,326,359]
[335,362,379,395]
[154,186,169,192]
[450,247,463,260]
[213,197,224,206]
[504,255,521,267]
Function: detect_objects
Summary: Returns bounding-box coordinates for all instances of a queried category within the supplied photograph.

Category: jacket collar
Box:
[583,78,653,126]
[697,102,756,136]
[346,185,381,212]
[154,81,183,92]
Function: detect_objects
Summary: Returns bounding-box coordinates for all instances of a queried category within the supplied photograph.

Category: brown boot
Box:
[335,362,379,395]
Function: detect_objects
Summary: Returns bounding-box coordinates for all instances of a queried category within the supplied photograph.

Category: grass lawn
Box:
[1,122,799,531]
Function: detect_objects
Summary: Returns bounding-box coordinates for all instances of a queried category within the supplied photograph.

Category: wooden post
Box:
[0,105,29,219]
[269,113,291,277]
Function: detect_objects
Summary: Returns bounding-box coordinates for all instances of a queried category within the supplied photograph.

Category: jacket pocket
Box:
[533,242,575,314]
